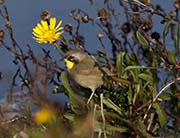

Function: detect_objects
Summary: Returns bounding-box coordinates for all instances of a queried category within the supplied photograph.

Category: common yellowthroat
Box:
[64,49,105,104]
[64,49,129,104]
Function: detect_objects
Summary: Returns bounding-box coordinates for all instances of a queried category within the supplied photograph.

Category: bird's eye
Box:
[68,56,75,61]
[67,56,79,63]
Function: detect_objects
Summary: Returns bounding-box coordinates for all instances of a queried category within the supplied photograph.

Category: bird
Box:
[64,49,106,104]
[64,49,129,104]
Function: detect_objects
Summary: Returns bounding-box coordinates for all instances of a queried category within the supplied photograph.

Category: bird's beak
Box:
[64,58,74,69]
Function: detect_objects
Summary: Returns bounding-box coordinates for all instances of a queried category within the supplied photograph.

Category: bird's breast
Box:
[69,67,104,91]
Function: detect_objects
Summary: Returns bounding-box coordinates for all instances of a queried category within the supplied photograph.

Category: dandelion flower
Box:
[32,17,63,44]
[34,108,56,125]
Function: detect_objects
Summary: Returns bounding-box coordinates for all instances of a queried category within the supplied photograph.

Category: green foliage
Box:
[153,103,168,127]
[61,71,87,114]
[103,97,125,116]
[136,31,149,47]
[163,20,173,43]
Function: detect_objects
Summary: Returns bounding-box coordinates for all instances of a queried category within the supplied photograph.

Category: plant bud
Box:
[169,11,177,18]
[73,14,81,21]
[64,24,72,33]
[151,32,160,41]
[98,8,109,20]
[121,22,131,34]
[0,30,4,42]
[97,33,104,39]
[40,10,51,21]
[174,0,180,10]
[0,0,4,5]
[82,15,89,23]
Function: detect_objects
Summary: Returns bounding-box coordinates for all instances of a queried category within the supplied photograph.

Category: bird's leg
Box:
[87,89,95,104]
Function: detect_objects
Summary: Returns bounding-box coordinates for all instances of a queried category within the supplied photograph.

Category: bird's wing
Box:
[72,56,96,75]
[72,66,104,90]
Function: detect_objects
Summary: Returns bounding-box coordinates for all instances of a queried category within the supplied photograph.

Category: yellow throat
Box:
[64,59,75,69]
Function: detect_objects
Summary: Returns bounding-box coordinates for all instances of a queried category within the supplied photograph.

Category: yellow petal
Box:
[32,37,43,43]
[50,17,56,30]
[49,39,54,43]
[55,27,63,32]
[34,38,48,43]
[54,32,61,39]
[37,23,45,33]
[32,32,41,37]
[33,27,44,36]
[56,31,64,37]
[55,20,62,30]
[41,20,49,30]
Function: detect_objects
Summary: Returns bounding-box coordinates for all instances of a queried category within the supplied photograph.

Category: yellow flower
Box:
[34,108,56,125]
[32,17,63,44]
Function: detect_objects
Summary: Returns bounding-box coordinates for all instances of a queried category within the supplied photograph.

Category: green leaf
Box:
[106,124,128,133]
[168,50,176,64]
[30,130,43,138]
[61,71,74,95]
[97,50,107,58]
[95,121,129,135]
[163,20,172,37]
[61,35,68,45]
[159,92,171,101]
[152,123,160,134]
[174,37,179,55]
[163,20,173,43]
[137,120,153,137]
[133,84,140,105]
[61,71,86,114]
[64,113,75,122]
[125,66,156,71]
[116,51,126,76]
[153,103,168,127]
[136,31,148,47]
[103,110,129,123]
[111,76,130,85]
[177,22,180,51]
[103,97,124,116]
[139,73,153,82]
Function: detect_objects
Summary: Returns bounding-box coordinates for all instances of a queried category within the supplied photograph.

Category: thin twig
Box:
[100,94,107,138]
[92,104,97,138]
[143,77,180,120]
[98,128,102,138]
[123,0,154,12]
[147,113,155,131]
[98,38,113,69]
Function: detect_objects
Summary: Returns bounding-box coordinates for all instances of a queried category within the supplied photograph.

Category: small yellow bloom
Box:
[34,108,56,125]
[32,17,63,44]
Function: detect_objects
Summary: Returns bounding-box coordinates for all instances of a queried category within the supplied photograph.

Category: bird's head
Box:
[64,49,88,69]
